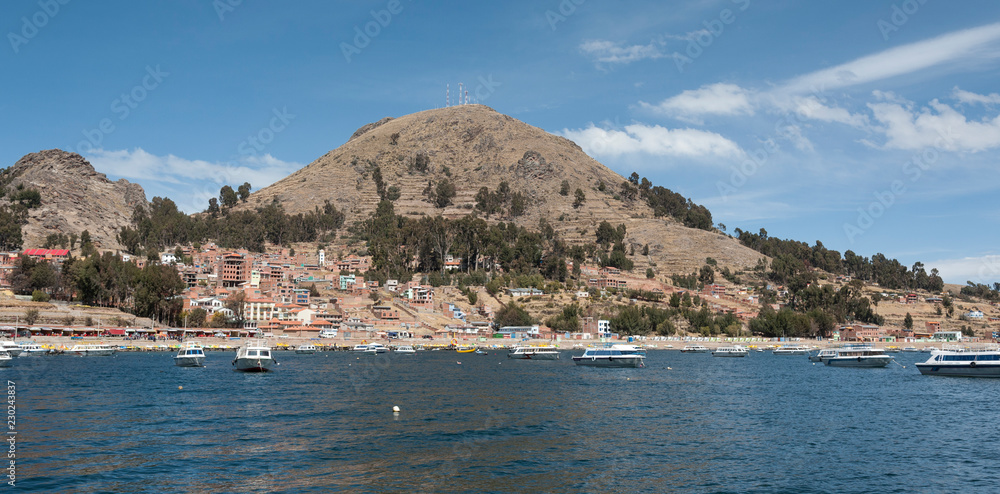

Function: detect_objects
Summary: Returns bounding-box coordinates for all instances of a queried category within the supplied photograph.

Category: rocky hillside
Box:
[244,105,764,275]
[3,150,148,251]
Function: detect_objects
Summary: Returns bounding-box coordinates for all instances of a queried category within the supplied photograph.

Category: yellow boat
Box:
[456,346,476,353]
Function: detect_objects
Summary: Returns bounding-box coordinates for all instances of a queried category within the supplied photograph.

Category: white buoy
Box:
[457,361,462,365]
[392,406,400,413]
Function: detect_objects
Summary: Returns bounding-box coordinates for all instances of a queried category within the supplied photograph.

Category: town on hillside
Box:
[2,245,998,345]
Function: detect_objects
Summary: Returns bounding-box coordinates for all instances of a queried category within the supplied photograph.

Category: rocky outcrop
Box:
[4,149,148,251]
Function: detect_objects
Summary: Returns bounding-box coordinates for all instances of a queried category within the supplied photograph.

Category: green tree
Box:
[23,308,39,325]
[434,179,456,208]
[573,188,585,208]
[237,182,252,202]
[904,312,913,330]
[494,302,534,328]
[646,268,654,279]
[220,185,238,209]
[559,180,570,196]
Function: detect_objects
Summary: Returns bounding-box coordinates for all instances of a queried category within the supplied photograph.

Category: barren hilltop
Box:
[244,105,764,275]
[3,149,147,251]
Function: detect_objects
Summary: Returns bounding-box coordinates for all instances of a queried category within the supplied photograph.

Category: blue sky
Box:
[3,0,1000,285]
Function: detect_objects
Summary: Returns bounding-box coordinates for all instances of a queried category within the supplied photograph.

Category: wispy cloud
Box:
[85,148,302,212]
[580,39,665,65]
[640,83,755,123]
[778,22,1000,95]
[560,123,743,159]
[926,254,1000,285]
[866,93,1000,152]
[953,86,1000,105]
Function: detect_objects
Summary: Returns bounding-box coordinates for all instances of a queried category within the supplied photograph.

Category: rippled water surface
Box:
[7,349,1000,493]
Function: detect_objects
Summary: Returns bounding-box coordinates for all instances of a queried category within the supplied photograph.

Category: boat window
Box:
[248,350,258,357]
[976,354,1000,361]
[260,351,270,357]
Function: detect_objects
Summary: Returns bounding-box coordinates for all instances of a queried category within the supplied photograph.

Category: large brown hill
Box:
[243,105,764,274]
[4,149,147,251]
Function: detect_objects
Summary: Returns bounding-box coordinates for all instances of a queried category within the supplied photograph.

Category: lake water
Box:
[6,349,1000,493]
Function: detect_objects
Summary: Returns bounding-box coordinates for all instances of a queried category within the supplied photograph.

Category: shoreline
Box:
[5,335,967,352]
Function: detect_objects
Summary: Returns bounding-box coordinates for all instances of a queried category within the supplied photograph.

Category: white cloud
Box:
[926,255,1000,285]
[867,97,1000,152]
[561,123,743,159]
[641,83,755,123]
[85,148,302,212]
[788,96,869,129]
[580,39,665,65]
[953,86,1000,105]
[780,22,1000,95]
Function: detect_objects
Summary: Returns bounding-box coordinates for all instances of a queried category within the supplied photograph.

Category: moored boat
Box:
[809,348,837,363]
[915,345,1000,377]
[394,345,416,354]
[174,341,206,367]
[507,345,560,360]
[680,345,709,353]
[0,342,23,358]
[572,344,646,368]
[16,342,48,356]
[823,344,892,368]
[772,345,811,355]
[233,339,275,372]
[0,350,11,367]
[69,344,115,356]
[712,345,748,357]
[295,344,317,354]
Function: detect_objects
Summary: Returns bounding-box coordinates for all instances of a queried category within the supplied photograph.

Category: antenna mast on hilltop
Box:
[465,90,469,105]
[446,84,450,107]
[458,83,463,105]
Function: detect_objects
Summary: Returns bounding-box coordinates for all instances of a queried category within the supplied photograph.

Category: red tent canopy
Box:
[106,329,126,336]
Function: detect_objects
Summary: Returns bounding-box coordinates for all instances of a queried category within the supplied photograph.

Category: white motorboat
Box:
[572,344,645,368]
[353,343,388,354]
[680,345,709,353]
[809,348,837,363]
[0,350,11,367]
[508,345,560,360]
[69,344,115,356]
[712,345,748,357]
[0,342,23,358]
[916,345,1000,377]
[394,345,416,354]
[901,347,919,352]
[233,339,275,372]
[823,344,893,368]
[772,345,811,355]
[17,342,48,355]
[174,341,206,367]
[295,344,317,354]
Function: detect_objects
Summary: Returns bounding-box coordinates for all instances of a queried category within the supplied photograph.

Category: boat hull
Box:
[712,352,747,357]
[234,358,273,372]
[0,357,11,367]
[73,349,115,356]
[174,356,205,367]
[572,356,644,368]
[915,363,1000,377]
[295,349,316,354]
[508,352,560,360]
[824,356,892,368]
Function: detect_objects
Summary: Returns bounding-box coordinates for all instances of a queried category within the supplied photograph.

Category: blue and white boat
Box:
[823,344,892,368]
[916,345,1000,377]
[572,344,646,368]
[174,341,206,367]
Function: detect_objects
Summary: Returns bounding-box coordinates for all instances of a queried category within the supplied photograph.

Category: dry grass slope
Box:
[243,105,765,275]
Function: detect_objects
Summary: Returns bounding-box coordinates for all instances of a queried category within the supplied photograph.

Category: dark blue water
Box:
[6,349,1000,493]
